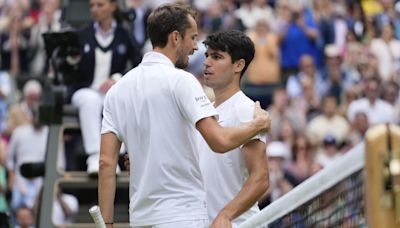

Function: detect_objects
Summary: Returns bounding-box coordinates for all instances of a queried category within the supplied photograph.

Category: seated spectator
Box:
[15,206,34,228]
[6,108,48,211]
[6,80,42,137]
[315,134,342,168]
[286,54,327,100]
[268,88,306,140]
[347,77,396,126]
[348,112,369,146]
[322,44,357,102]
[286,134,320,185]
[383,80,400,123]
[306,94,350,148]
[369,22,400,82]
[338,87,360,117]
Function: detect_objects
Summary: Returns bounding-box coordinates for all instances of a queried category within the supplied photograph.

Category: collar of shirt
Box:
[141,51,175,67]
[94,20,117,39]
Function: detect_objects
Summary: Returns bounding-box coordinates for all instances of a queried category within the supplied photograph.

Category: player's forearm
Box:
[216,173,269,221]
[99,163,117,225]
[98,133,121,226]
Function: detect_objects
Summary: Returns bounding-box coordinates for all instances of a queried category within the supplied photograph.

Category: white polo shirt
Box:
[347,98,396,125]
[199,91,266,225]
[101,52,218,226]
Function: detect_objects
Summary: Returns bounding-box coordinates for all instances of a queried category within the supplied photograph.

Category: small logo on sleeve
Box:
[195,95,207,103]
[195,95,211,107]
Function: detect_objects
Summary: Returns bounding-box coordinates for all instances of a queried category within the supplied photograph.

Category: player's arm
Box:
[99,132,121,227]
[196,101,271,153]
[211,139,269,227]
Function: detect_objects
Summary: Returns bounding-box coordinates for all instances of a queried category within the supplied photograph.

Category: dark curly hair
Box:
[203,30,255,78]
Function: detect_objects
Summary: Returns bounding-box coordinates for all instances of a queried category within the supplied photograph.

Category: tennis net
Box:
[239,143,366,228]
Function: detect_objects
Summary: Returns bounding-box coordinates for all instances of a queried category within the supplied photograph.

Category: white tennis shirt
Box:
[101,52,218,226]
[199,91,265,225]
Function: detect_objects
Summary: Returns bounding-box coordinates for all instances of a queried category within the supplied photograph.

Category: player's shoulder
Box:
[173,69,200,88]
[233,92,256,122]
[175,68,197,80]
[233,92,255,111]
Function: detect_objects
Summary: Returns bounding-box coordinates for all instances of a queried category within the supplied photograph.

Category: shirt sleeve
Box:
[174,73,218,125]
[101,89,123,141]
[234,101,267,148]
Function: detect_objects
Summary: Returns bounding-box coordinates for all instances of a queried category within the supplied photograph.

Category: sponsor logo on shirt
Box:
[195,95,208,103]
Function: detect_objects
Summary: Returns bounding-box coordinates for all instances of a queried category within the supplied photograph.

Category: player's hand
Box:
[253,101,271,134]
[210,212,232,228]
[124,153,130,173]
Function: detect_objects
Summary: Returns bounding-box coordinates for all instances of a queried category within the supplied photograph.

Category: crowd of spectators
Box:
[0,0,398,226]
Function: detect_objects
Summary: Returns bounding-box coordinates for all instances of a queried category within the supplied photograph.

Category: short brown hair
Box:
[147,3,197,48]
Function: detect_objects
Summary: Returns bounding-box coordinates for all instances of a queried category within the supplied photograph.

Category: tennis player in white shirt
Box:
[200,30,269,228]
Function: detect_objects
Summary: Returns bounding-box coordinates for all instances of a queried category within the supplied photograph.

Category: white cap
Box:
[324,44,340,58]
[267,141,290,160]
[23,80,42,96]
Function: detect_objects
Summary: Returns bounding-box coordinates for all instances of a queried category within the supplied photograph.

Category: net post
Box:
[365,124,400,227]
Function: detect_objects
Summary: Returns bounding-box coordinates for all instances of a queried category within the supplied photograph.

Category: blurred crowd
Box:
[0,0,398,227]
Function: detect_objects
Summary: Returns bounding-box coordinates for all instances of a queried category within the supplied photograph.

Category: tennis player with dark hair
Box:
[200,30,269,228]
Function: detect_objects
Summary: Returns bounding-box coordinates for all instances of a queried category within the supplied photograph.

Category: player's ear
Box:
[169,30,181,47]
[234,59,245,74]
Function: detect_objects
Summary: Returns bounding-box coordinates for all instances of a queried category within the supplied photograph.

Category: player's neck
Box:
[153,47,176,65]
[213,84,240,108]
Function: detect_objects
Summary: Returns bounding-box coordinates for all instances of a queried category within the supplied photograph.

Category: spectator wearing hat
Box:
[315,134,342,168]
[306,94,350,148]
[258,141,296,209]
